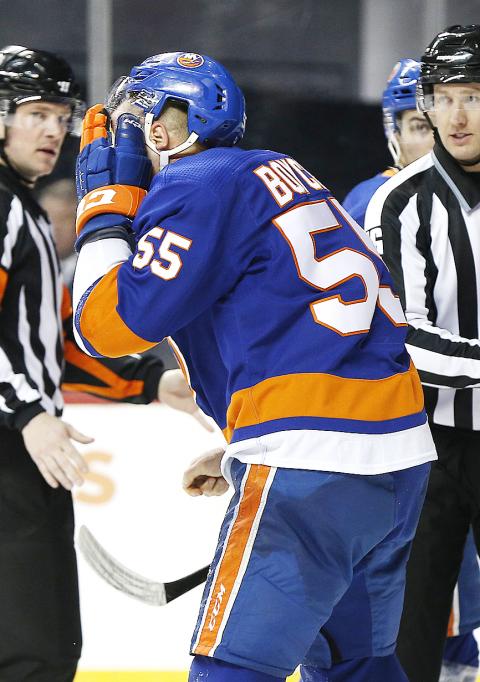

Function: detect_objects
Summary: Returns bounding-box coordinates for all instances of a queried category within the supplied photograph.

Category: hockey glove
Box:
[75,104,153,250]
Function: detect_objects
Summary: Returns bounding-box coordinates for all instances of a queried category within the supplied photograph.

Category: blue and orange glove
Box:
[75,104,153,251]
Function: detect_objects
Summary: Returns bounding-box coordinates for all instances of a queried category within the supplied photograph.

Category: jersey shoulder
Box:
[364,153,434,228]
[156,147,281,195]
[343,169,397,226]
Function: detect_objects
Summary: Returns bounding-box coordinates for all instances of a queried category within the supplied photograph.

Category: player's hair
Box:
[157,100,206,155]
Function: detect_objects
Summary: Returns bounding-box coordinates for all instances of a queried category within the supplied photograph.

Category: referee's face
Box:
[3,101,70,183]
[433,83,480,171]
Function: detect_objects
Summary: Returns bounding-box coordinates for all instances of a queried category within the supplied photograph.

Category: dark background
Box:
[1,0,479,198]
[0,0,404,200]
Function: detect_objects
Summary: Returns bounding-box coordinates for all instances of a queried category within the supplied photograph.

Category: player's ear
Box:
[0,117,6,141]
[149,120,169,151]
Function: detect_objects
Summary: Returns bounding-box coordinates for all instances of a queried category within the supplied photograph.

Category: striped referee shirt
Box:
[0,165,164,431]
[365,142,480,430]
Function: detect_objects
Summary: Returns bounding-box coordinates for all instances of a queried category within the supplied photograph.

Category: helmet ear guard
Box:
[144,110,199,170]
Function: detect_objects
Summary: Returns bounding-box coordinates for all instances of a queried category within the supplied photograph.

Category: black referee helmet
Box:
[0,45,85,135]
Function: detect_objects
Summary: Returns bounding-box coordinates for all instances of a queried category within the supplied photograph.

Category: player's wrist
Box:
[75,213,133,252]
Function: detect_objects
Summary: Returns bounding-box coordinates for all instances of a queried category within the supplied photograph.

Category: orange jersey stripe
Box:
[167,337,190,385]
[382,167,398,178]
[193,465,271,656]
[0,266,8,304]
[62,284,73,322]
[224,363,424,442]
[79,265,157,357]
[63,340,145,399]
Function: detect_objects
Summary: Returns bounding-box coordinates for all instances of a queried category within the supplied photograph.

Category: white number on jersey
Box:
[273,199,405,335]
[132,227,192,280]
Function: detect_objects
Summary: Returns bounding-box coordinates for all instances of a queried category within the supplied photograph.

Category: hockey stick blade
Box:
[78,525,209,606]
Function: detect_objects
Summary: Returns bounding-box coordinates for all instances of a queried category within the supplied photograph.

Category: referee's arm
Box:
[366,195,480,390]
[0,203,45,430]
[60,286,164,404]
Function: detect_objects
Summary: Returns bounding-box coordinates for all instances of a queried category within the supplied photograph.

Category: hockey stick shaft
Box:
[78,525,209,606]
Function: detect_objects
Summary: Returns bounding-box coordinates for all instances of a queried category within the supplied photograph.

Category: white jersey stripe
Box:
[0,196,24,270]
[430,196,459,336]
[25,214,62,405]
[17,285,53,413]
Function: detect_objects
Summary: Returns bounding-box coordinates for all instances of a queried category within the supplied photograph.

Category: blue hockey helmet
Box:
[382,58,421,165]
[106,52,245,167]
[382,58,421,139]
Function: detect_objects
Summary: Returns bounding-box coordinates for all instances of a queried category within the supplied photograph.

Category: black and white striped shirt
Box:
[365,143,480,431]
[0,166,164,431]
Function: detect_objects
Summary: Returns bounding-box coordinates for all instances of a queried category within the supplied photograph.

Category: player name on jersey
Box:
[254,157,326,207]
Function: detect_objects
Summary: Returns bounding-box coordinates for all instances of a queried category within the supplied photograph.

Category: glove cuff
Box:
[76,184,147,235]
[75,214,133,252]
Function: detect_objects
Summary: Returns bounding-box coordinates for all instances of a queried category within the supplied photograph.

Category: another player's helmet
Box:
[382,59,420,165]
[0,45,85,135]
[106,52,246,168]
[383,59,420,136]
[417,25,480,113]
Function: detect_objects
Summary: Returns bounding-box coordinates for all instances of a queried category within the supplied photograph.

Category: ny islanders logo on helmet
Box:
[177,53,204,69]
[387,62,402,83]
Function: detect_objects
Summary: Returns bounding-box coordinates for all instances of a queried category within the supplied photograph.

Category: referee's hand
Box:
[22,413,93,490]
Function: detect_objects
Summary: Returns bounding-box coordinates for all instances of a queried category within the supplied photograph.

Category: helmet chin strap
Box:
[387,134,403,169]
[144,112,199,171]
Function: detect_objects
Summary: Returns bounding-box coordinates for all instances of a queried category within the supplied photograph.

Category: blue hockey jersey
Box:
[343,168,398,227]
[73,147,435,474]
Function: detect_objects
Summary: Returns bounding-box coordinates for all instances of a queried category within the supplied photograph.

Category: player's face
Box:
[397,109,433,166]
[432,83,480,171]
[3,101,70,182]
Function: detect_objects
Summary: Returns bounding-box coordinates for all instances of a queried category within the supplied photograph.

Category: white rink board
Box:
[66,401,228,672]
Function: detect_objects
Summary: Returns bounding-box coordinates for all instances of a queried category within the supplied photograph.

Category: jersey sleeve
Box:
[61,285,164,402]
[343,173,392,229]
[73,176,246,358]
[0,188,18,303]
[0,191,47,429]
[367,190,480,389]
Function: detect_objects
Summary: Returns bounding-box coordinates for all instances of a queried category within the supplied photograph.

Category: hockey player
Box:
[345,58,480,682]
[72,52,436,681]
[0,45,207,682]
[364,25,480,682]
[343,59,433,227]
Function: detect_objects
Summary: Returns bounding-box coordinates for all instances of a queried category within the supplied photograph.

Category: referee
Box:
[365,25,480,682]
[0,46,204,681]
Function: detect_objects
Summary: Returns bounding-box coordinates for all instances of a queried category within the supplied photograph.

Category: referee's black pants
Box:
[0,427,81,681]
[397,423,480,682]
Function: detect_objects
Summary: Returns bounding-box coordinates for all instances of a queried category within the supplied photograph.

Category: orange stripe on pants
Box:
[193,465,271,656]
